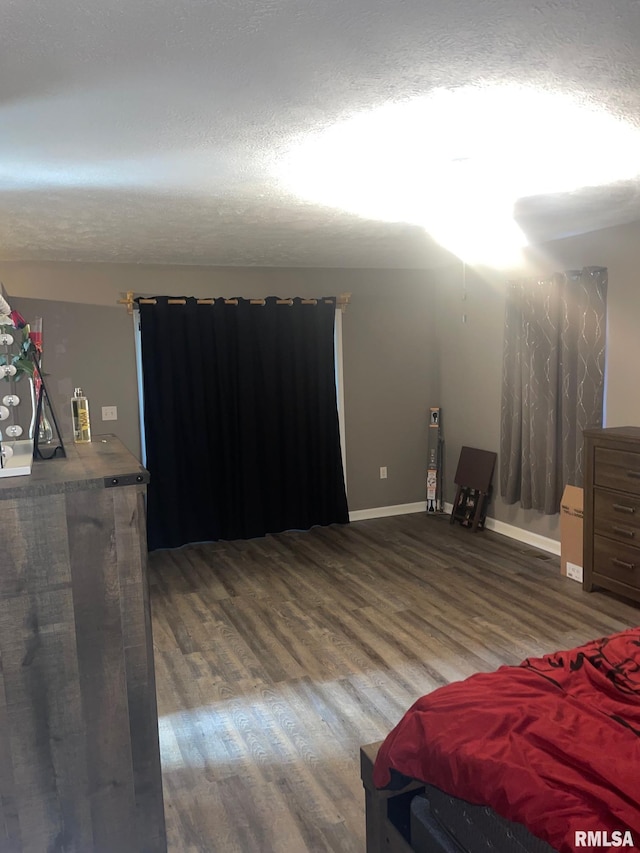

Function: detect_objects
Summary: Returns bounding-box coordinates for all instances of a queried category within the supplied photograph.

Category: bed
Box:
[361,627,640,853]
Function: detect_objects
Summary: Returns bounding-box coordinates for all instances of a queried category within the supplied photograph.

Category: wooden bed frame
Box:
[360,741,426,853]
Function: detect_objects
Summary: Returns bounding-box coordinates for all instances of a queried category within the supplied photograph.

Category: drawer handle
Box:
[612,525,635,538]
[626,470,640,479]
[613,503,636,514]
[611,557,636,571]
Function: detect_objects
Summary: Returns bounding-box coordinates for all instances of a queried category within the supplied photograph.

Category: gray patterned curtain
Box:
[500,267,607,514]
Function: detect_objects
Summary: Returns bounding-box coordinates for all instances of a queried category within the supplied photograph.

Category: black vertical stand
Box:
[32,360,66,460]
[426,406,445,513]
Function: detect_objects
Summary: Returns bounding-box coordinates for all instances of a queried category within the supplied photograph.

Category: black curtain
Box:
[138,296,349,550]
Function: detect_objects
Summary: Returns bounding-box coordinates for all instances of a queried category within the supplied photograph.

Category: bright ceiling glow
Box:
[275,84,640,266]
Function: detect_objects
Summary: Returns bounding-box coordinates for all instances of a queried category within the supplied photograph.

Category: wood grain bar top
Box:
[0,435,148,500]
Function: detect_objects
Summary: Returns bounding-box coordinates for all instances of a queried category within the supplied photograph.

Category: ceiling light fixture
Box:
[275,84,640,266]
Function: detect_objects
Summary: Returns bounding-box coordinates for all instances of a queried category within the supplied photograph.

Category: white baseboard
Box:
[349,501,427,522]
[349,500,560,557]
[443,502,561,556]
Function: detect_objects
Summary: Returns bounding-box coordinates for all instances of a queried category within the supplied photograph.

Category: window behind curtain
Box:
[500,267,607,514]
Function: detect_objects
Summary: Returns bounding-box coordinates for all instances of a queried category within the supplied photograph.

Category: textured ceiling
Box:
[3,0,640,268]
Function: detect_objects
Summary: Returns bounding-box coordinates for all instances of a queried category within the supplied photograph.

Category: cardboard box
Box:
[560,485,583,582]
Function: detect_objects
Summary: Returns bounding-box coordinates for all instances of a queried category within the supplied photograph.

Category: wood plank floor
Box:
[149,513,639,853]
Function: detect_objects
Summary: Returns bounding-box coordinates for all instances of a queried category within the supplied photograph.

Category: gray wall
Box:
[2,261,437,512]
[5,216,638,534]
[342,274,437,509]
[434,219,640,541]
[9,297,140,459]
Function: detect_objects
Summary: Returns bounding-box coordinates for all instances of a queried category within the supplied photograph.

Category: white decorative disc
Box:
[0,405,9,421]
[0,333,14,346]
[2,394,19,406]
[0,444,14,459]
[0,364,17,377]
[5,424,23,437]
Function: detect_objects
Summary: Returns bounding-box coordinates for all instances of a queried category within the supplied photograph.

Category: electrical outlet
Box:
[102,406,118,421]
[566,562,583,583]
[379,466,387,479]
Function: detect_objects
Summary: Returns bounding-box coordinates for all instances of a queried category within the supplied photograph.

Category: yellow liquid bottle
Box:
[71,387,92,443]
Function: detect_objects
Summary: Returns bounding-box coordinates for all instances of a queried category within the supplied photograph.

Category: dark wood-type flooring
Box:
[149,513,639,853]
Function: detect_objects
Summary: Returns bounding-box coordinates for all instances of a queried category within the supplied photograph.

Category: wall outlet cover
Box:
[566,561,583,583]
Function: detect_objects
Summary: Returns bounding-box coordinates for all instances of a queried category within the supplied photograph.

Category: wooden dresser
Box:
[0,436,166,852]
[584,426,640,604]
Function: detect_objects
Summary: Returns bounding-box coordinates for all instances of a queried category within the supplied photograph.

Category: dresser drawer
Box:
[593,489,640,543]
[593,535,640,589]
[594,447,640,495]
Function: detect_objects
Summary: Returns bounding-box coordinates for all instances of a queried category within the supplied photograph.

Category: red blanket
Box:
[373,627,640,853]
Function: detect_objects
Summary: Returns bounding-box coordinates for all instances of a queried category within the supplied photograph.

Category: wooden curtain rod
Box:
[117,291,351,315]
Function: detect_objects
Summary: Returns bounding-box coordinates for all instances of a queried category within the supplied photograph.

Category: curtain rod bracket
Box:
[338,293,351,313]
[118,291,135,315]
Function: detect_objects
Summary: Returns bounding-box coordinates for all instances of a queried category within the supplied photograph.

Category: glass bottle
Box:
[71,387,92,443]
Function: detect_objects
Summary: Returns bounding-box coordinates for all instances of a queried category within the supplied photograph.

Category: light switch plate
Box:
[102,406,118,421]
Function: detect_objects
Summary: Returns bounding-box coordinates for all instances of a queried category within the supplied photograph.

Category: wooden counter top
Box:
[0,434,148,499]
